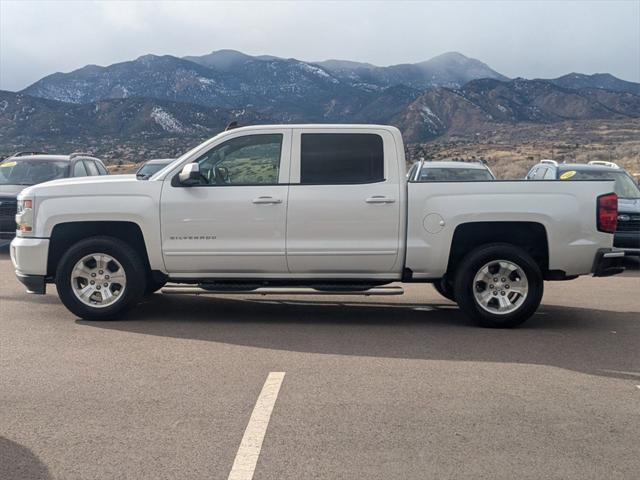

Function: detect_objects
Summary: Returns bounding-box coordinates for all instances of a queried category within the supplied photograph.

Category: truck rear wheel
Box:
[454,243,543,328]
[55,236,147,320]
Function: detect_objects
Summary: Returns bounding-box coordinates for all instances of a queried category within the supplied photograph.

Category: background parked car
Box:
[0,152,107,245]
[526,159,640,255]
[407,160,496,182]
[136,159,174,180]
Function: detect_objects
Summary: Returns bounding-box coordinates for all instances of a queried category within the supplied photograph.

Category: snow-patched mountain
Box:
[0,89,267,142]
[21,52,367,121]
[393,78,640,142]
[546,73,640,95]
[21,50,509,121]
[11,50,640,149]
[316,52,508,90]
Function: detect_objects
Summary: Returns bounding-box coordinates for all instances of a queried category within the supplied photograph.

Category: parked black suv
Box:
[0,152,108,244]
[526,159,640,255]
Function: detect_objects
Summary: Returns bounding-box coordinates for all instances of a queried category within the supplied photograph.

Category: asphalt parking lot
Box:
[1,249,639,480]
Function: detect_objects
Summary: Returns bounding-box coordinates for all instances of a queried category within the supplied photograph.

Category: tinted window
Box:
[95,162,108,175]
[84,160,99,176]
[73,161,87,177]
[137,162,168,179]
[558,169,640,198]
[196,134,282,185]
[300,133,384,184]
[416,167,494,182]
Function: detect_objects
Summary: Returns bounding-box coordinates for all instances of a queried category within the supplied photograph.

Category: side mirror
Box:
[178,163,201,186]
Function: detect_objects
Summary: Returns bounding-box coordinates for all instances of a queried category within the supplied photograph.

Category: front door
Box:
[160,129,291,275]
[285,128,402,274]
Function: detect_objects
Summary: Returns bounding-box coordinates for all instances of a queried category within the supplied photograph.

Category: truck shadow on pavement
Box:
[0,437,53,480]
[78,294,640,382]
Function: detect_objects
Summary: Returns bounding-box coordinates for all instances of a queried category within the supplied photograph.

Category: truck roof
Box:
[223,124,400,132]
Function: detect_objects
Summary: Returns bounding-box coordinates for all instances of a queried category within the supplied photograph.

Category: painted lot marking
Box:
[228,372,286,480]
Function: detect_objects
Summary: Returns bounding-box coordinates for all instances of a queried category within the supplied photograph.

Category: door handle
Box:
[365,196,395,204]
[252,196,282,204]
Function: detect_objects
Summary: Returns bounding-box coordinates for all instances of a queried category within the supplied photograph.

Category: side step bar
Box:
[161,285,404,296]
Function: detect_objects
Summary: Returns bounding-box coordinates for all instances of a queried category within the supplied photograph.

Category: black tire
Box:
[432,277,456,301]
[55,236,147,320]
[144,278,167,296]
[453,243,543,328]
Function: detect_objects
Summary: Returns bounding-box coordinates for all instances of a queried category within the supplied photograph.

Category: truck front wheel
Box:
[432,277,456,301]
[55,236,147,320]
[454,243,543,328]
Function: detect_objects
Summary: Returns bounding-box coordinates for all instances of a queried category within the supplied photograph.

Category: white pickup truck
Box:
[11,125,624,327]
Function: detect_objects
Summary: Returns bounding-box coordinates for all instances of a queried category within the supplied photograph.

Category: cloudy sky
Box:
[1,0,638,91]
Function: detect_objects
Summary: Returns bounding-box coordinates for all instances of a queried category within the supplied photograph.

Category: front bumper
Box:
[16,272,46,294]
[591,248,625,277]
[10,237,50,294]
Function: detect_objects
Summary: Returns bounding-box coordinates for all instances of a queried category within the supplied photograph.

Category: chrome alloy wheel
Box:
[70,253,127,308]
[472,259,528,315]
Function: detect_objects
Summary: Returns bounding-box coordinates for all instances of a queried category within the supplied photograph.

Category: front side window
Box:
[526,167,538,180]
[300,133,384,184]
[195,134,283,185]
[533,167,547,180]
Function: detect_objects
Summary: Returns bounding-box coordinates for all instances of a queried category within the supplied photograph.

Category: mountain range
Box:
[2,49,639,156]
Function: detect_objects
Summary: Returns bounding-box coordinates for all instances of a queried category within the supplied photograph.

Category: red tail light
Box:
[597,193,618,233]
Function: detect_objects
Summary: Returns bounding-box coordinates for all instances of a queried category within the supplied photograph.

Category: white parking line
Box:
[228,372,286,480]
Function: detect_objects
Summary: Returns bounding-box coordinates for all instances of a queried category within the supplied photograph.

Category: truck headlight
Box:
[16,198,34,235]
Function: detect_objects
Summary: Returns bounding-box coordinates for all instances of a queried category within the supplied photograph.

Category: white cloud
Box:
[0,0,638,91]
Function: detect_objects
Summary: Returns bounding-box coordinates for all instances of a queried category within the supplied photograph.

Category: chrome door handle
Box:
[365,196,395,204]
[252,196,282,204]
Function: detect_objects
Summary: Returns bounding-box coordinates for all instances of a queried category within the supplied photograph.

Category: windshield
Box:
[415,167,495,182]
[137,162,170,179]
[0,159,69,185]
[558,169,640,198]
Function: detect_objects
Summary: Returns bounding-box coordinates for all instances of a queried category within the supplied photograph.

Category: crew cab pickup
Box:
[11,125,624,327]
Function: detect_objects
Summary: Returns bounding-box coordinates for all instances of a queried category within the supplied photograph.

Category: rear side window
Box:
[73,161,87,177]
[95,162,108,175]
[84,160,99,176]
[300,133,384,184]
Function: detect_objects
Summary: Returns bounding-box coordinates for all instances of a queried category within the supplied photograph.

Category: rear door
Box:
[285,128,402,274]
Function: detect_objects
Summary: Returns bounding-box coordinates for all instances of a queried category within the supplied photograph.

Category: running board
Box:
[161,285,404,296]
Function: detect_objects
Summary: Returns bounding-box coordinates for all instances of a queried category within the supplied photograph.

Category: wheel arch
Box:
[47,221,151,278]
[446,221,550,278]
